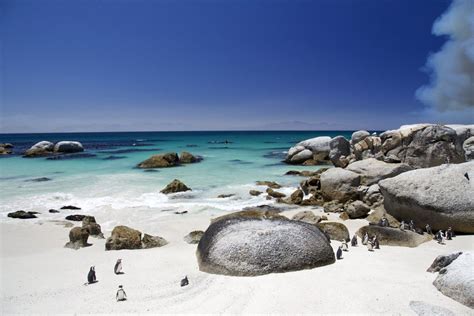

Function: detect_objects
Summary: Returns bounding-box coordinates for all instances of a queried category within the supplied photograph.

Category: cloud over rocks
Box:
[416,0,474,111]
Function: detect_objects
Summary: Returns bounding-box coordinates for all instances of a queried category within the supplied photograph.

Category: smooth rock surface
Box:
[197,210,335,276]
[379,161,474,233]
[346,158,412,185]
[320,168,360,202]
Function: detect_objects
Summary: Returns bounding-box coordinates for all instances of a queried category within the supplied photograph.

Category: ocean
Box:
[0,131,354,228]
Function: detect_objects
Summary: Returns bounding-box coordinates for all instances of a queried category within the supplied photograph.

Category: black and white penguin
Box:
[351,235,358,247]
[336,246,343,260]
[181,276,189,287]
[341,240,349,252]
[114,259,122,275]
[87,266,97,284]
[116,285,127,301]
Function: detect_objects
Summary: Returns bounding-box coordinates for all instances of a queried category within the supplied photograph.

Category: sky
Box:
[1,0,473,133]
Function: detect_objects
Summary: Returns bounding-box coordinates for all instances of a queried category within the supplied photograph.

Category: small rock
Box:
[184,230,204,244]
[142,233,168,249]
[292,211,322,225]
[266,188,286,198]
[217,194,234,198]
[256,181,282,189]
[249,190,262,196]
[61,205,81,210]
[7,210,37,219]
[65,214,86,221]
[49,209,60,213]
[160,179,191,194]
[345,200,371,219]
[65,227,90,250]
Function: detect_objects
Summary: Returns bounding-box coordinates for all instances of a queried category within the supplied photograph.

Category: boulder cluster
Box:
[285,124,473,168]
[24,141,84,157]
[105,225,168,250]
[137,152,202,168]
[280,124,474,235]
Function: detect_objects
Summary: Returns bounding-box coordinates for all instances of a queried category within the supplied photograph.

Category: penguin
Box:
[409,220,415,231]
[465,172,470,181]
[114,259,123,275]
[446,227,453,240]
[180,276,189,287]
[341,240,349,252]
[367,241,374,252]
[336,246,343,260]
[87,266,97,284]
[425,224,432,235]
[362,233,369,245]
[351,235,358,247]
[399,221,405,231]
[373,236,380,249]
[116,285,127,301]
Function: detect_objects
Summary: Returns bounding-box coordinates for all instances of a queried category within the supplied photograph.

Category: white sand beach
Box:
[1,208,473,315]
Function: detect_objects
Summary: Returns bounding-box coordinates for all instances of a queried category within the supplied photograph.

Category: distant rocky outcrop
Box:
[105,225,167,250]
[379,161,474,233]
[356,225,431,247]
[432,252,474,308]
[24,141,84,157]
[0,143,13,155]
[197,210,335,276]
[160,179,191,194]
[284,124,472,168]
[137,152,202,168]
[285,136,331,165]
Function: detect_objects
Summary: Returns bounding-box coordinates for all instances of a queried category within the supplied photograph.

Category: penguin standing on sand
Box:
[87,266,97,284]
[116,285,127,302]
[362,233,369,245]
[114,259,123,275]
[341,240,349,252]
[181,276,189,287]
[373,236,380,249]
[351,235,358,247]
[367,240,374,252]
[336,246,343,260]
[425,224,432,235]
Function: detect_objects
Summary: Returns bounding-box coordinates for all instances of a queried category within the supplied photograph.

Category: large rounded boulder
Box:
[316,222,350,241]
[345,158,412,185]
[379,161,474,233]
[65,227,90,250]
[197,210,335,276]
[24,141,54,157]
[432,252,474,308]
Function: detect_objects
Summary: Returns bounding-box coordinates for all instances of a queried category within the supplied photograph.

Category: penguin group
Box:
[400,219,456,245]
[84,259,190,301]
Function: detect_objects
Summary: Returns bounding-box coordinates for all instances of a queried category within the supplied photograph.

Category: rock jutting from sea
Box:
[137,151,202,168]
[23,141,84,157]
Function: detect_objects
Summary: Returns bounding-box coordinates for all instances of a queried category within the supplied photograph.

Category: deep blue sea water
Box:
[0,131,355,224]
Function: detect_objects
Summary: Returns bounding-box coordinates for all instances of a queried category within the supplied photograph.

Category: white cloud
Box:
[416,0,474,111]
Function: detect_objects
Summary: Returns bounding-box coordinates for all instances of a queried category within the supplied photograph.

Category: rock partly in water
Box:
[24,141,54,157]
[65,214,86,221]
[197,210,335,276]
[217,194,235,198]
[316,222,350,242]
[105,226,142,250]
[255,181,282,189]
[61,205,81,210]
[427,252,463,273]
[266,188,286,198]
[320,168,360,202]
[432,252,474,308]
[379,161,474,233]
[49,209,60,213]
[356,225,431,247]
[25,177,52,182]
[65,227,90,250]
[53,141,84,153]
[137,152,179,168]
[249,190,262,196]
[7,210,38,219]
[160,179,191,194]
[288,189,304,204]
[184,230,205,244]
[292,211,322,225]
[346,158,412,186]
[179,151,202,164]
[285,136,331,165]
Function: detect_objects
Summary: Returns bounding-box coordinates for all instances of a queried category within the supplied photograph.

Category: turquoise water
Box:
[0,131,353,220]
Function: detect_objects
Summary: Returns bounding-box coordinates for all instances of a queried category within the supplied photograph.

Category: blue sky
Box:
[1,0,472,132]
